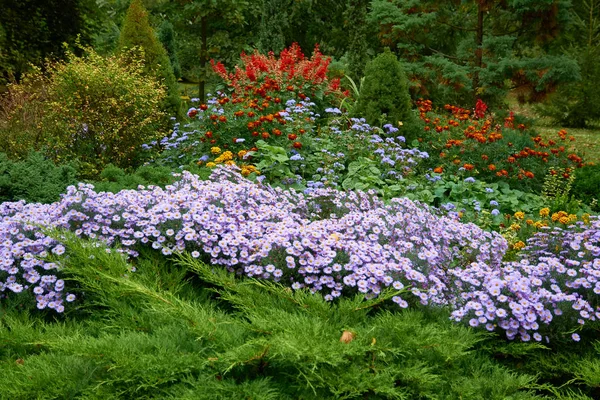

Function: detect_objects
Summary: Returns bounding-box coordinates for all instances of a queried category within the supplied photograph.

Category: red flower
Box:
[293,142,302,149]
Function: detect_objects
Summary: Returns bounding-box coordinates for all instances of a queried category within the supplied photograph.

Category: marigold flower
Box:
[559,216,569,224]
[211,147,221,155]
[539,208,550,217]
[433,167,443,173]
[514,212,525,220]
[205,162,216,168]
[513,241,525,250]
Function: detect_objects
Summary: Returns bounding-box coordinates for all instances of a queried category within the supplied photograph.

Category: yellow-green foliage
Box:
[41,48,166,175]
[0,70,49,159]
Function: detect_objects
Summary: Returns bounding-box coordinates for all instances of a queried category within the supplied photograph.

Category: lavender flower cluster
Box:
[449,219,600,341]
[2,167,599,342]
[1,167,503,311]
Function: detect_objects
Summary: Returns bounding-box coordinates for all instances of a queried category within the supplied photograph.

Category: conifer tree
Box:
[369,0,580,106]
[118,0,180,116]
[158,20,182,80]
[353,48,412,127]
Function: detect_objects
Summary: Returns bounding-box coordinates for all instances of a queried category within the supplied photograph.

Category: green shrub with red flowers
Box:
[151,44,349,175]
[413,99,586,192]
[211,43,347,113]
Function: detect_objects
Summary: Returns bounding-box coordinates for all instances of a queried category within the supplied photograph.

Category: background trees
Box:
[368,0,580,106]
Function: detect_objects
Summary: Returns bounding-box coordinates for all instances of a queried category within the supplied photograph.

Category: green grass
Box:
[536,126,600,164]
[506,93,600,164]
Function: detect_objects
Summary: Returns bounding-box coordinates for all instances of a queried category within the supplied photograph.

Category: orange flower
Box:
[488,164,496,171]
[463,163,474,171]
[433,167,444,173]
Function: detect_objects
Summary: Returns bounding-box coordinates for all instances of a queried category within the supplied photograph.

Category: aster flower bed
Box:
[1,167,503,311]
[2,166,600,341]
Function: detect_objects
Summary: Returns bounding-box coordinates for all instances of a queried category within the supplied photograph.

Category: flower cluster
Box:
[450,216,600,342]
[211,43,346,104]
[417,99,586,191]
[1,167,504,313]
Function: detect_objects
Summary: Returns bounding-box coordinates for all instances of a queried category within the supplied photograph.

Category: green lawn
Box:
[507,94,600,164]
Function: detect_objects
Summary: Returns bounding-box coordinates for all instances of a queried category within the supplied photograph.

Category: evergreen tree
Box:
[158,20,182,80]
[539,0,600,127]
[368,0,580,107]
[0,0,103,87]
[353,48,413,127]
[345,0,369,82]
[118,0,180,116]
[258,0,287,54]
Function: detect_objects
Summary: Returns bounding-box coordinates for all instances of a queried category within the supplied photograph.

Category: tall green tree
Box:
[258,0,287,54]
[168,0,251,102]
[539,0,600,127]
[118,0,180,116]
[0,0,102,88]
[369,0,580,107]
[345,0,369,81]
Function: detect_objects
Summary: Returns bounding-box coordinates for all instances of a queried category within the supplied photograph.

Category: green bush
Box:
[353,48,413,127]
[0,151,78,204]
[118,0,181,117]
[91,164,176,193]
[572,164,600,211]
[40,47,166,176]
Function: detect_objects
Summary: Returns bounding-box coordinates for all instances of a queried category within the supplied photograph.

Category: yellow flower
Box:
[568,214,577,222]
[534,221,543,228]
[526,219,534,225]
[238,150,248,158]
[551,213,560,222]
[539,208,550,217]
[225,160,236,166]
[211,147,221,155]
[206,162,216,168]
[514,211,525,220]
[513,241,525,250]
[510,223,521,231]
[582,213,591,224]
[559,216,569,224]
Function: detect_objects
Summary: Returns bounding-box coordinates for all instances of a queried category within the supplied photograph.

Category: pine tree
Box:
[353,48,412,127]
[368,0,580,107]
[118,0,180,116]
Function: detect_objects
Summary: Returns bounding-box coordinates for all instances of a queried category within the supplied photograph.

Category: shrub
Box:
[353,48,413,127]
[118,0,181,117]
[41,48,166,176]
[211,43,347,113]
[0,151,78,204]
[572,164,600,211]
[0,71,49,158]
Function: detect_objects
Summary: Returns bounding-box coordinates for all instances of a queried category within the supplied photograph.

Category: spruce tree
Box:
[368,0,580,107]
[118,0,180,116]
[353,48,412,127]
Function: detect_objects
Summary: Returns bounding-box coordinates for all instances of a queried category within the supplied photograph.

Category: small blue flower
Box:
[491,209,500,216]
